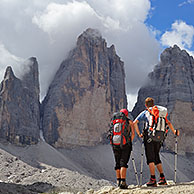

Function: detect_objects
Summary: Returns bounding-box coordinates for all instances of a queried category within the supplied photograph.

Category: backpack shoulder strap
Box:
[127,119,132,133]
[146,108,155,131]
[146,108,152,115]
[165,112,168,122]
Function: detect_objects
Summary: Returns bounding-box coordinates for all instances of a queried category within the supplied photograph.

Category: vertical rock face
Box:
[132,45,194,153]
[0,57,40,145]
[42,28,127,147]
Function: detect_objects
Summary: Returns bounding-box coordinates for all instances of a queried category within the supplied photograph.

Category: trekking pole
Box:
[174,134,178,184]
[140,141,144,186]
[131,152,139,186]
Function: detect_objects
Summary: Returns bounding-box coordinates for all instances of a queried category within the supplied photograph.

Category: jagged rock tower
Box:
[41,28,127,147]
[132,45,194,153]
[0,57,40,145]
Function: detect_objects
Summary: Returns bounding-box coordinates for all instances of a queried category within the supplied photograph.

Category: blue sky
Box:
[146,0,194,51]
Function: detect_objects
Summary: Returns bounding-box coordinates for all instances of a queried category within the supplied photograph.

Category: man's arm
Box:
[133,110,147,138]
[133,120,143,138]
[166,120,180,136]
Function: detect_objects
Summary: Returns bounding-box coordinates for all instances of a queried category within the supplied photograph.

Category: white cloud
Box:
[87,0,151,28]
[127,93,137,112]
[0,43,22,66]
[0,0,160,104]
[32,1,102,39]
[0,43,24,80]
[161,20,194,51]
[179,0,194,7]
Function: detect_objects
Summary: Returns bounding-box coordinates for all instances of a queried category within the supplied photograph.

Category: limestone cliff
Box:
[0,57,40,145]
[132,45,194,153]
[41,28,127,147]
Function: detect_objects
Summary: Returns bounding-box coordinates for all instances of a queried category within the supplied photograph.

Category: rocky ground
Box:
[0,138,194,194]
[84,181,194,194]
[0,140,112,194]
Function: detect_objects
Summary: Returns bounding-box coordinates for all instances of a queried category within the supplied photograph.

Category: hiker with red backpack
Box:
[108,109,135,189]
[133,97,180,187]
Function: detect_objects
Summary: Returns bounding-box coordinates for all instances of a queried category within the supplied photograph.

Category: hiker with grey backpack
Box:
[133,97,180,187]
[108,109,135,189]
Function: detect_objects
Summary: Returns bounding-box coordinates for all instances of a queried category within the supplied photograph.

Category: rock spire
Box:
[0,58,40,145]
[41,28,127,147]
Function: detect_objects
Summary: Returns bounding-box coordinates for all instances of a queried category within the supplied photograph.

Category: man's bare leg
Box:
[156,163,167,185]
[120,167,128,189]
[120,167,127,179]
[149,162,155,175]
[116,169,121,186]
[156,163,163,174]
[146,162,157,186]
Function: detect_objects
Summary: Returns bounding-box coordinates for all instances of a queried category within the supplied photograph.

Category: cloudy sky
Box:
[0,0,194,110]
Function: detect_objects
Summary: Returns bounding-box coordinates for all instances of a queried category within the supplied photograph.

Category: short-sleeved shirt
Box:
[134,109,151,133]
[135,110,150,123]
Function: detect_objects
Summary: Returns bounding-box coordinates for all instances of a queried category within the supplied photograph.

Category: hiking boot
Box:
[146,178,157,187]
[119,181,128,189]
[158,177,167,185]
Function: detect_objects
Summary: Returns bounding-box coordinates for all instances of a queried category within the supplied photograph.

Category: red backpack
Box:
[109,112,131,147]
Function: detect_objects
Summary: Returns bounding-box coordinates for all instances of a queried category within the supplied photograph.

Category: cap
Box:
[120,109,128,117]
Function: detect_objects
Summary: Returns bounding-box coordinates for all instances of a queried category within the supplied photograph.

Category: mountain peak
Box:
[172,44,181,50]
[28,57,37,63]
[4,66,16,80]
[80,28,102,39]
[77,28,104,46]
[160,44,191,66]
[21,57,39,96]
